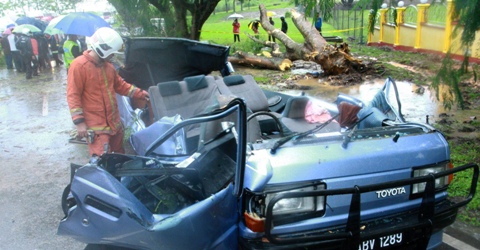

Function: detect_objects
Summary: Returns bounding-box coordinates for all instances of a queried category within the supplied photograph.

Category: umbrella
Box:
[227,13,244,20]
[247,20,261,30]
[12,24,42,33]
[44,15,66,35]
[267,11,277,17]
[16,16,47,31]
[3,28,12,35]
[53,12,110,36]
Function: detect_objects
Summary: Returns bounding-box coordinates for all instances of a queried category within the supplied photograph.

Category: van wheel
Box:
[61,184,76,216]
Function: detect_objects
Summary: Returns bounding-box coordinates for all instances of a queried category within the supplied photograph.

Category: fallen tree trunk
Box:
[229,51,293,71]
[228,4,365,76]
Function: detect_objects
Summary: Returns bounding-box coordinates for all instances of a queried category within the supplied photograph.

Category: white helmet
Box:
[90,27,123,59]
[22,28,32,36]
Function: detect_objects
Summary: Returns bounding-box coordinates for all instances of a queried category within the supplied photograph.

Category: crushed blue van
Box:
[58,37,478,250]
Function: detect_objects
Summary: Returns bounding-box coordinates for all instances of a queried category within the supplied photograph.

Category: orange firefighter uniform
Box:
[67,50,146,156]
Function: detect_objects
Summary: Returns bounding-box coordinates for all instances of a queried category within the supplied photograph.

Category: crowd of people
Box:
[2,25,148,159]
[232,15,288,43]
[0,25,86,79]
[0,15,149,159]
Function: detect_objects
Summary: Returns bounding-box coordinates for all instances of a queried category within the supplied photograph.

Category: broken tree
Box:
[228,4,365,76]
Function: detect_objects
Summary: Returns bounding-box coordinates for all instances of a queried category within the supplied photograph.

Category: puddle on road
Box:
[294,78,444,123]
[294,78,477,124]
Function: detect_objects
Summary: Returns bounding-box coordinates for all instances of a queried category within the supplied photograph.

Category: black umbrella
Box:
[16,16,47,32]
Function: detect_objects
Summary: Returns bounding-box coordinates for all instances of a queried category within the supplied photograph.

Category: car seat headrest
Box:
[223,75,245,86]
[184,75,208,91]
[158,81,181,96]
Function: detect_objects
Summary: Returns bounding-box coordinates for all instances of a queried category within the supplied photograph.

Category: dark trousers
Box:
[268,35,276,42]
[38,53,51,71]
[22,54,38,79]
[234,34,240,42]
[52,52,63,67]
[12,51,24,72]
[4,53,13,69]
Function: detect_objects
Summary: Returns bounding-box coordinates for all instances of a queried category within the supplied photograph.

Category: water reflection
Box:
[295,78,446,124]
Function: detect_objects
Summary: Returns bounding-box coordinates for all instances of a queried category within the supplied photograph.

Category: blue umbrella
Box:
[16,16,47,31]
[53,12,110,36]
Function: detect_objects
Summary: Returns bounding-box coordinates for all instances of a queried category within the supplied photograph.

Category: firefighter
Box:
[66,27,149,157]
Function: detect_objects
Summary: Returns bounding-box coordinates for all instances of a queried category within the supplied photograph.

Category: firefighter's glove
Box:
[138,90,149,101]
[75,122,88,138]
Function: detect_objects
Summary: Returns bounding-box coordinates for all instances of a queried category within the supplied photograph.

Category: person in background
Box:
[67,27,149,158]
[15,28,37,79]
[232,18,241,42]
[36,33,51,71]
[281,16,288,34]
[63,34,81,72]
[78,36,87,51]
[8,28,25,72]
[47,34,63,67]
[315,16,323,36]
[268,17,276,42]
[30,33,39,76]
[252,21,259,38]
[1,32,13,69]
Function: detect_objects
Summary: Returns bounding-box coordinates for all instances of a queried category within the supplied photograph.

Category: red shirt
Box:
[30,38,38,56]
[233,22,240,34]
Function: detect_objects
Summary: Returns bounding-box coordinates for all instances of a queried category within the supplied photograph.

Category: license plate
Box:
[358,233,403,250]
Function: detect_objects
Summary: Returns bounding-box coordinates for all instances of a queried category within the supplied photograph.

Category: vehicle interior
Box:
[106,74,413,215]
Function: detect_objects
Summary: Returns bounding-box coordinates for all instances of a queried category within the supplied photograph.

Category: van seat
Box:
[148,75,223,121]
[215,75,282,136]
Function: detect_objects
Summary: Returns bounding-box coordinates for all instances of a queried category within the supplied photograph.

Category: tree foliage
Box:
[433,0,479,109]
[293,0,335,22]
[108,0,160,36]
[108,0,221,40]
[0,0,76,16]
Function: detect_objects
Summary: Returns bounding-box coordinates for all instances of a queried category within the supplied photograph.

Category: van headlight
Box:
[265,185,325,216]
[411,162,451,194]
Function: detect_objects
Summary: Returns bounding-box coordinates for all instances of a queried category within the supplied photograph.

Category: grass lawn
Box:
[201,3,327,54]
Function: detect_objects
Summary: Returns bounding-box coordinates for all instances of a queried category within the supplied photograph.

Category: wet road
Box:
[0,66,477,249]
[0,66,87,249]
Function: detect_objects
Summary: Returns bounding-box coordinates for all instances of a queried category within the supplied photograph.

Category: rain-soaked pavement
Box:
[0,64,477,249]
[0,65,87,249]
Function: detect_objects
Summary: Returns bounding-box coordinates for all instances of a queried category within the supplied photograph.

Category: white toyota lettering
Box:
[376,187,406,198]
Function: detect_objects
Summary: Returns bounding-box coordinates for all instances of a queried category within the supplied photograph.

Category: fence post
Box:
[379,8,388,43]
[367,11,373,44]
[443,0,454,53]
[360,9,364,44]
[395,6,406,46]
[414,3,430,49]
